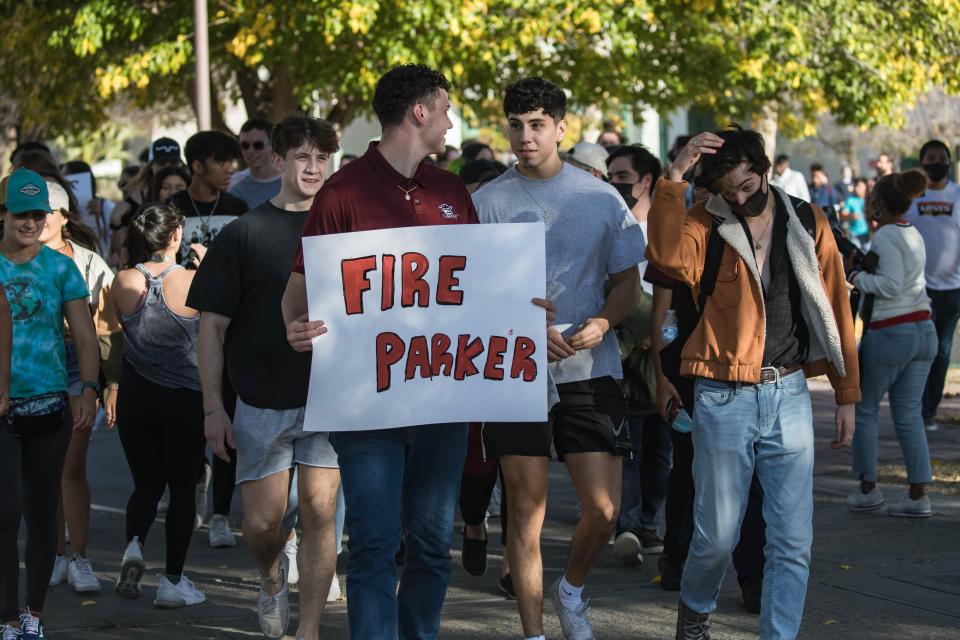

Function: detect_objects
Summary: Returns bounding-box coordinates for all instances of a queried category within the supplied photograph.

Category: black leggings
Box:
[210,375,237,517]
[117,363,204,576]
[0,409,71,621]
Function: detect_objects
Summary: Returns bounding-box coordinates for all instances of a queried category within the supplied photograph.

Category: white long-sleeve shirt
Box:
[770,167,810,201]
[852,222,931,322]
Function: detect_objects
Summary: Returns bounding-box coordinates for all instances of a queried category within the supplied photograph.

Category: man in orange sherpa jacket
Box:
[646,126,860,640]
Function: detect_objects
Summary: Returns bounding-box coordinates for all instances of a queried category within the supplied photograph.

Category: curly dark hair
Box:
[373,64,452,128]
[503,77,566,121]
[695,124,771,193]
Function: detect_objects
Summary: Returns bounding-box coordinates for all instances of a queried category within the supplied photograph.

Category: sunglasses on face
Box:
[240,141,267,151]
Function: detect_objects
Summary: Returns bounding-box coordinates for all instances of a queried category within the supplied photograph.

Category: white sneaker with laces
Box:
[257,554,290,640]
[195,464,211,528]
[116,536,146,599]
[283,533,299,585]
[548,577,596,640]
[846,486,885,512]
[154,574,206,608]
[888,492,932,518]
[612,531,643,566]
[327,573,341,602]
[49,555,69,586]
[1,624,20,639]
[924,419,939,432]
[208,514,236,548]
[68,554,101,593]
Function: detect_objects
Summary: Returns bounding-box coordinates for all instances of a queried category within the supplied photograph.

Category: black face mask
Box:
[923,162,951,183]
[613,182,638,210]
[725,176,769,217]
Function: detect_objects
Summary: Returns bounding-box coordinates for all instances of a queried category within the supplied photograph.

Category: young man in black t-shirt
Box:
[187,116,341,640]
[167,130,249,254]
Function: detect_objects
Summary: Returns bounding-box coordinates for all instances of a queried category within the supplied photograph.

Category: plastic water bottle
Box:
[672,408,693,433]
[661,309,679,346]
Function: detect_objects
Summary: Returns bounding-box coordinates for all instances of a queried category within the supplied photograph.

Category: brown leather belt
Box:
[758,365,802,384]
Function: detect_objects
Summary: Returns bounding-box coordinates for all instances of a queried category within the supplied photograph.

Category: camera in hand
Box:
[832,226,878,274]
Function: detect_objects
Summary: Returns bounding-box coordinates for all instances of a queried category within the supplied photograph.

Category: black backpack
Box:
[660,197,816,410]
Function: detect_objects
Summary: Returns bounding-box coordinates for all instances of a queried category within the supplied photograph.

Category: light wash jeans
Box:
[682,370,814,640]
[332,423,467,640]
[854,320,936,484]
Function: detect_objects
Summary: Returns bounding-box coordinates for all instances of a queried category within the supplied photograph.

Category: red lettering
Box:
[436,255,467,305]
[404,335,431,381]
[341,255,377,315]
[510,336,537,381]
[375,332,405,392]
[431,333,454,376]
[381,254,396,311]
[454,334,485,380]
[484,336,508,380]
[400,252,430,308]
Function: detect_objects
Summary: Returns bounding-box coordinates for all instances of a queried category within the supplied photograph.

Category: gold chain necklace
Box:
[397,183,419,201]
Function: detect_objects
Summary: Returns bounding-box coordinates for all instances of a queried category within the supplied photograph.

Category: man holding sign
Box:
[283,65,533,639]
[473,78,645,640]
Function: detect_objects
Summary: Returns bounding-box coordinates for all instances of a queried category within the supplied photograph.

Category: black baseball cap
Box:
[149,137,183,164]
[459,159,504,186]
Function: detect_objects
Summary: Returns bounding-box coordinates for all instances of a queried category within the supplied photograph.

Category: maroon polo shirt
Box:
[292,142,478,273]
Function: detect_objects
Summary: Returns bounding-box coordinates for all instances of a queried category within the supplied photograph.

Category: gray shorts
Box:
[234,398,339,484]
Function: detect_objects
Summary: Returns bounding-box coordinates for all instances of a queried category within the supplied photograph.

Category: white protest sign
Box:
[302,222,547,431]
[64,172,93,214]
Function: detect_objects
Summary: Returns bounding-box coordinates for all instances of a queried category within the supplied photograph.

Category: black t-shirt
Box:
[186,201,310,409]
[168,189,250,251]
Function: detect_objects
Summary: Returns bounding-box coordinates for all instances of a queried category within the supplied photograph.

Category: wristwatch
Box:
[80,380,101,394]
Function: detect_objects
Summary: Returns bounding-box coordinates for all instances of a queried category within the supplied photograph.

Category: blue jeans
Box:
[922,287,960,423]
[854,321,936,484]
[333,423,467,640]
[617,413,672,534]
[682,370,814,640]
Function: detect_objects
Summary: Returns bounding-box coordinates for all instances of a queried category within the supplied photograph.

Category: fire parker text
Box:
[339,253,539,392]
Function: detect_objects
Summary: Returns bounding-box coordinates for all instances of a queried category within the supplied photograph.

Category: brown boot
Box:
[676,600,711,640]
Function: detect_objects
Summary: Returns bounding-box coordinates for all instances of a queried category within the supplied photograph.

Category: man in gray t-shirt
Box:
[472,77,644,640]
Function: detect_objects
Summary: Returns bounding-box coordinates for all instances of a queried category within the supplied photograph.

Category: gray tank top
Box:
[121,264,201,391]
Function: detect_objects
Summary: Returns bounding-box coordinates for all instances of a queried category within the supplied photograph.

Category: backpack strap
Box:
[789,195,817,239]
[697,216,725,311]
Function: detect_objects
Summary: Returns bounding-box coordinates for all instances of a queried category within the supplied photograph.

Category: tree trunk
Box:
[266,62,297,123]
[754,102,779,166]
[184,76,232,134]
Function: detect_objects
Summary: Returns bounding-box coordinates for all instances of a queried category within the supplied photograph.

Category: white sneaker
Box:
[195,463,211,528]
[283,532,299,585]
[257,554,290,640]
[847,486,885,512]
[154,574,206,608]
[888,493,933,518]
[157,488,170,514]
[49,554,69,586]
[548,578,596,640]
[924,419,939,432]
[327,573,341,602]
[2,624,20,639]
[613,531,643,566]
[68,554,101,593]
[115,536,146,599]
[208,514,236,548]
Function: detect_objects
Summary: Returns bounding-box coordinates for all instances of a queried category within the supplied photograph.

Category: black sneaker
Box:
[740,575,762,614]
[659,555,683,591]
[461,528,488,576]
[498,572,516,599]
[640,528,665,554]
[675,600,711,640]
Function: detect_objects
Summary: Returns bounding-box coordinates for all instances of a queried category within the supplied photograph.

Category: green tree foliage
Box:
[1,0,958,139]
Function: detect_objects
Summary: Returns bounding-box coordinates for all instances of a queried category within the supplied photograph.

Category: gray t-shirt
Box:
[229,173,281,210]
[473,164,646,384]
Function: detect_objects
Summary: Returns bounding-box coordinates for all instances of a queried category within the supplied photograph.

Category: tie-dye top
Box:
[0,245,89,399]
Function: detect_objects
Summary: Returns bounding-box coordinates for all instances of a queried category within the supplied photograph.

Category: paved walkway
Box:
[33,380,960,639]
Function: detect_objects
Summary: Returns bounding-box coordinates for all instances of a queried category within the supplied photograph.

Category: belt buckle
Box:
[759,366,780,385]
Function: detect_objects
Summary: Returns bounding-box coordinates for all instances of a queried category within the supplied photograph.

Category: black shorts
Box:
[482,376,630,460]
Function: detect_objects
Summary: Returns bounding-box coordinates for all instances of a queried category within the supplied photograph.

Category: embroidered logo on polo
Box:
[19,183,41,197]
[439,203,457,219]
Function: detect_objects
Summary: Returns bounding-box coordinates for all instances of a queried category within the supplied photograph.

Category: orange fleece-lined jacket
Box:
[645,177,861,406]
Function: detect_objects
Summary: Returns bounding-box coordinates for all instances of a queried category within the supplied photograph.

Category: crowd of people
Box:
[0,62,956,640]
